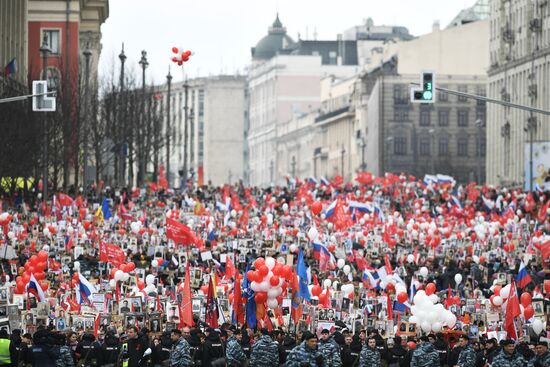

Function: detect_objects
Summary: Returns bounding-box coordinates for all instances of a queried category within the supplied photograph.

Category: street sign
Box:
[32,81,56,111]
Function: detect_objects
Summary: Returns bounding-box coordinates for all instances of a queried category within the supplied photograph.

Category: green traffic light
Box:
[425,82,432,91]
[423,90,433,100]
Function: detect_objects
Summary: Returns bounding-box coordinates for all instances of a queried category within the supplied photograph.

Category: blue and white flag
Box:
[27,274,46,302]
[325,200,337,219]
[76,273,98,304]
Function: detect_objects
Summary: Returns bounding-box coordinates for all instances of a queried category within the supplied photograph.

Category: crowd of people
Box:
[0,171,547,367]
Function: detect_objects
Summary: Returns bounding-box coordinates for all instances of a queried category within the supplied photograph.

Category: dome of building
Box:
[251,14,295,61]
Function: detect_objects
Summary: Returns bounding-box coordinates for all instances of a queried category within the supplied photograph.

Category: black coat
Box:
[202,334,224,367]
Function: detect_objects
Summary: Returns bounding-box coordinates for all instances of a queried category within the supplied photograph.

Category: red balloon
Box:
[254,258,265,269]
[36,262,47,271]
[453,296,460,305]
[22,273,30,284]
[524,305,534,320]
[247,270,257,282]
[425,283,436,296]
[503,244,509,252]
[386,283,395,293]
[184,50,191,56]
[282,265,292,280]
[407,341,416,350]
[479,256,486,264]
[34,272,46,280]
[182,56,189,62]
[172,47,179,54]
[311,285,322,297]
[545,279,550,294]
[126,262,136,272]
[493,285,501,296]
[110,268,118,279]
[311,201,323,215]
[40,280,48,291]
[119,264,128,273]
[29,255,38,265]
[38,250,48,261]
[397,292,408,304]
[28,266,36,274]
[258,265,269,277]
[177,61,183,66]
[270,276,280,287]
[254,292,267,304]
[319,292,328,304]
[520,292,532,307]
[490,295,496,306]
[137,280,145,290]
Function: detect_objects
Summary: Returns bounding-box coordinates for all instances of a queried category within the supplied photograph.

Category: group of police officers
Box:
[0,323,548,367]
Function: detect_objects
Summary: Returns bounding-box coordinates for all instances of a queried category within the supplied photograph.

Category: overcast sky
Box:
[98,0,478,85]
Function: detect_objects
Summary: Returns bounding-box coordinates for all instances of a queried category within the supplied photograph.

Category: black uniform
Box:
[341,344,361,367]
[278,336,295,365]
[201,333,224,367]
[151,333,171,367]
[97,334,120,367]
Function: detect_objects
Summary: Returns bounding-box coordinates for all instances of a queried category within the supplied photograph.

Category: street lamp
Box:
[269,159,274,184]
[429,129,435,174]
[118,43,127,187]
[138,50,148,186]
[358,136,366,171]
[166,67,172,188]
[82,44,92,194]
[291,156,296,178]
[39,33,51,201]
[385,136,393,174]
[475,119,484,184]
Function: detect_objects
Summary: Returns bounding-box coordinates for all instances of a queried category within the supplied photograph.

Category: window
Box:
[46,67,60,91]
[394,137,407,155]
[419,110,431,126]
[439,138,449,155]
[438,90,448,102]
[419,137,431,156]
[457,138,468,156]
[328,51,337,65]
[43,30,60,54]
[458,85,468,102]
[438,110,449,126]
[476,138,486,157]
[475,108,486,122]
[393,84,407,104]
[457,110,469,126]
[394,109,408,121]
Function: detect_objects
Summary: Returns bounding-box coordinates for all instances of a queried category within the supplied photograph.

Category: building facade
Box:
[158,75,246,188]
[360,20,489,184]
[487,0,550,187]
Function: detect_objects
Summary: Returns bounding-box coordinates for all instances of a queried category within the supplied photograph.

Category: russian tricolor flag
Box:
[451,195,463,210]
[27,274,46,302]
[76,273,98,304]
[348,200,372,213]
[313,242,335,270]
[374,205,385,222]
[515,261,532,289]
[308,177,319,185]
[325,200,337,219]
[320,177,330,186]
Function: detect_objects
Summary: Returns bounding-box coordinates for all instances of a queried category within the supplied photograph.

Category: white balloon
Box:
[282,203,289,211]
[122,273,130,282]
[421,321,432,333]
[251,281,261,292]
[109,279,116,288]
[432,322,442,332]
[500,284,511,299]
[407,254,415,263]
[151,260,159,267]
[532,319,544,335]
[267,288,279,298]
[337,259,346,269]
[7,232,14,239]
[343,265,351,275]
[429,294,440,304]
[323,279,332,288]
[145,274,156,285]
[307,227,318,240]
[265,257,276,270]
[114,270,124,282]
[260,280,270,292]
[409,315,419,324]
[231,209,237,218]
[42,245,50,252]
[454,274,462,285]
[289,244,297,253]
[445,312,457,328]
[73,261,80,270]
[472,255,480,264]
[267,298,279,309]
[492,296,503,306]
[332,281,339,290]
[419,267,429,277]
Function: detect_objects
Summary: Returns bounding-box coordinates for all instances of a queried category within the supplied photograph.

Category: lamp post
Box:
[39,33,51,201]
[291,156,296,178]
[475,119,484,184]
[269,159,274,184]
[118,44,127,187]
[340,146,346,178]
[358,136,366,171]
[166,68,172,188]
[82,44,92,194]
[429,129,435,174]
[138,50,148,186]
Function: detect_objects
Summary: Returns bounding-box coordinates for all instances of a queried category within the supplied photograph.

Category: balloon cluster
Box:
[246,257,291,309]
[109,262,136,287]
[171,47,192,66]
[408,289,458,333]
[15,250,49,294]
[490,284,540,325]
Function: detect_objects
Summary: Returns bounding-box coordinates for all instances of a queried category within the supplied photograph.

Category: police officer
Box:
[249,329,278,367]
[30,329,60,367]
[201,329,224,367]
[97,330,120,367]
[411,336,439,367]
[341,335,360,367]
[359,337,380,367]
[455,335,476,367]
[318,329,342,367]
[75,333,98,367]
[169,330,191,367]
[530,341,550,367]
[55,332,74,367]
[285,332,325,367]
[18,333,33,367]
[0,329,14,367]
[386,337,407,367]
[225,328,246,367]
[278,332,296,365]
[490,340,527,366]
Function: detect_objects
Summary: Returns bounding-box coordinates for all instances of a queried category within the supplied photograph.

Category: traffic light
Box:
[411,71,435,103]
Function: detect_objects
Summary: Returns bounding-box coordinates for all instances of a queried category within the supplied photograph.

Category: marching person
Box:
[168,330,191,367]
[285,332,325,367]
[119,327,146,367]
[410,336,439,367]
[359,337,380,367]
[249,329,278,367]
[225,327,246,367]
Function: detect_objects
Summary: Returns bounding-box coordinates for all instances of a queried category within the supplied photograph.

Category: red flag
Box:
[58,193,74,207]
[224,256,236,281]
[504,280,521,340]
[99,242,126,267]
[387,293,393,321]
[93,313,100,337]
[534,239,550,262]
[66,236,74,252]
[232,276,244,325]
[290,272,303,324]
[205,277,219,328]
[538,197,550,223]
[166,218,196,245]
[181,263,194,327]
[158,165,168,190]
[385,254,393,276]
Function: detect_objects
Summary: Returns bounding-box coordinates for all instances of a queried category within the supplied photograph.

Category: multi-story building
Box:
[360,19,489,184]
[157,75,246,188]
[487,0,550,188]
